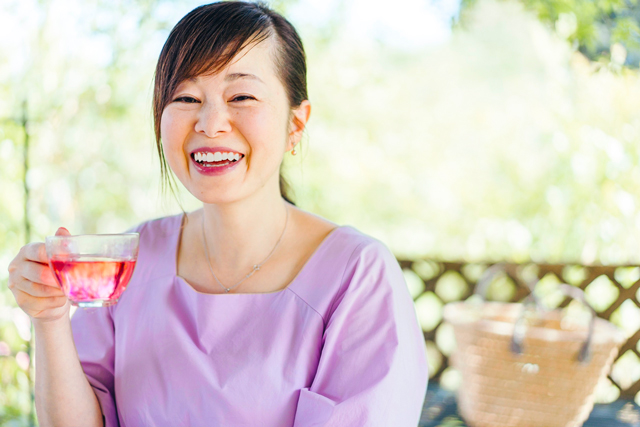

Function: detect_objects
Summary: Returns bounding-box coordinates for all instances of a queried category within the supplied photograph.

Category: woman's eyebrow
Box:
[224,72,264,84]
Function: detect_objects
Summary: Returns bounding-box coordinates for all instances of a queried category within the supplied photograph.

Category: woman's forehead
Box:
[225,40,277,77]
[188,40,277,85]
[185,72,265,86]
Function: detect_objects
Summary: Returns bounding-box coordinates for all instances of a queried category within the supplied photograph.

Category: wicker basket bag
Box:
[443,265,626,427]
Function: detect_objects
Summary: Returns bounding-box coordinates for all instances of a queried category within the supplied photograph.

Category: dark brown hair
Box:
[153,1,308,205]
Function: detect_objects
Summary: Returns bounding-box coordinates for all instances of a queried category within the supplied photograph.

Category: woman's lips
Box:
[190,154,244,176]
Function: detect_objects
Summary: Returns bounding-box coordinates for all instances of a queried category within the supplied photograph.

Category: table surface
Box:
[419,384,640,427]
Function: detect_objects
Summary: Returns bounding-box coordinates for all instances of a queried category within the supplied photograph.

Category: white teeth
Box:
[194,151,242,163]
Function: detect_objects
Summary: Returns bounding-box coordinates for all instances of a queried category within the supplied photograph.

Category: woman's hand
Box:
[7,227,71,325]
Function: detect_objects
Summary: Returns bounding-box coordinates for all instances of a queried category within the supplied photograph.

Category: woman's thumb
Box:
[55,227,71,236]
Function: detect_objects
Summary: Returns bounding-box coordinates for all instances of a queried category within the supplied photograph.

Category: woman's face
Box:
[160,38,308,205]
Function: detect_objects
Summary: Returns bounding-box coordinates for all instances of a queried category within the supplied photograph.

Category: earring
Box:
[291,143,298,156]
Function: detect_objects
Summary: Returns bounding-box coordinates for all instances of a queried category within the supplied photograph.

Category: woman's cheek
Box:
[160,109,191,176]
[237,108,282,153]
[160,109,183,147]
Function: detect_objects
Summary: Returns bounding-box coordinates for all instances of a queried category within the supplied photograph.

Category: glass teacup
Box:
[45,233,139,308]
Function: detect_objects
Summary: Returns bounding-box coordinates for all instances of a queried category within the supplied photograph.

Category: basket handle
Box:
[511,284,596,363]
[474,265,596,363]
[473,264,544,354]
[474,264,509,299]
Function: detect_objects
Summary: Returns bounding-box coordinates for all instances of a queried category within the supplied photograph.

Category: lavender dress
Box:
[71,213,428,426]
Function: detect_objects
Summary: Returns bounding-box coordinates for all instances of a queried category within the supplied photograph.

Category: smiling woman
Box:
[6,2,428,427]
[159,39,302,205]
[153,1,307,205]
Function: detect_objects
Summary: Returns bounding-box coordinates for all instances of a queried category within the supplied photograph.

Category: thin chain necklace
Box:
[200,205,289,293]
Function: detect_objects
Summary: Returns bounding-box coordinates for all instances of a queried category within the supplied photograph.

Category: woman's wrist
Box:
[32,314,71,334]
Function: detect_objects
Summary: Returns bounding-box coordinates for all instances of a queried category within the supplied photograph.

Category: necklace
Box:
[200,205,289,293]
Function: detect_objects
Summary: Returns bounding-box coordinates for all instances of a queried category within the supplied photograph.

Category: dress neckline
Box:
[173,212,347,296]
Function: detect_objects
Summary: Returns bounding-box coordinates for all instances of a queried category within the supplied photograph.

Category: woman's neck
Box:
[199,188,289,275]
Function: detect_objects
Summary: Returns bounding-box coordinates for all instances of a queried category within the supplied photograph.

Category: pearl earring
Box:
[291,144,298,156]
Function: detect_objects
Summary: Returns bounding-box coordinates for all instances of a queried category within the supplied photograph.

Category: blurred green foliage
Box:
[0,119,31,426]
[461,0,640,62]
[1,0,640,425]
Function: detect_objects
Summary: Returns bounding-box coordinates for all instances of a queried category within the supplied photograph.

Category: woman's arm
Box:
[6,232,105,427]
[34,317,104,427]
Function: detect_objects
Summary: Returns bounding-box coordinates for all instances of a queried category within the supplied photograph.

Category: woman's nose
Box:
[194,103,232,137]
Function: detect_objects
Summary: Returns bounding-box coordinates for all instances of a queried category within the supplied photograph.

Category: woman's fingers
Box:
[7,247,66,297]
[23,242,49,264]
[21,228,71,264]
[16,276,66,298]
[20,261,58,288]
[12,287,68,314]
[55,227,71,237]
[9,246,60,290]
[7,236,72,322]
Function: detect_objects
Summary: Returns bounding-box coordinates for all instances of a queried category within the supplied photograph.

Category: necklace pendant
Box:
[201,205,289,295]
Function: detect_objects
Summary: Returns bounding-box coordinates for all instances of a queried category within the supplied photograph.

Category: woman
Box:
[7,2,428,426]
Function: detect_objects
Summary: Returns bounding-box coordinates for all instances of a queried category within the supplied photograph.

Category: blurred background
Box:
[1,0,640,425]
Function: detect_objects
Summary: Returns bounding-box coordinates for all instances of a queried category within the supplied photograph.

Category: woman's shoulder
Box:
[291,206,392,268]
[293,223,402,322]
[125,212,184,236]
[291,206,379,249]
[326,226,398,280]
[289,210,400,317]
[122,212,184,274]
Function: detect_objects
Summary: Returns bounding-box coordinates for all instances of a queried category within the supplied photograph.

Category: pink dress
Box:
[71,213,428,426]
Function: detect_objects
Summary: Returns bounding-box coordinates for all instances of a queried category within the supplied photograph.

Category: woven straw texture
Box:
[444,302,625,427]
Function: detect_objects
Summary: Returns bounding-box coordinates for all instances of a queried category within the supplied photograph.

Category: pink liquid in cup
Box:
[50,256,137,307]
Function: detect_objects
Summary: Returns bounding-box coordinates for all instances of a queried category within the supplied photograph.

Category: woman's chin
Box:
[178,174,246,205]
[195,193,244,206]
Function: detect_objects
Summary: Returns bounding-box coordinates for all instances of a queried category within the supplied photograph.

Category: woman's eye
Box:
[231,95,255,102]
[173,96,199,103]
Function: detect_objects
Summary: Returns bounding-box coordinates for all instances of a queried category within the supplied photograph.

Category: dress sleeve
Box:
[69,222,143,427]
[293,240,429,427]
[71,306,119,427]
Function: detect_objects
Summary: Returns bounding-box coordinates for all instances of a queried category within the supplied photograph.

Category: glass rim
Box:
[45,232,139,241]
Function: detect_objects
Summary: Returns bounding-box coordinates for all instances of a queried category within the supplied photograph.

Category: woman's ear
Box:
[287,100,311,150]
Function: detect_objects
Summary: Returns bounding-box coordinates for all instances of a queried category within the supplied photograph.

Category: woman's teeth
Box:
[193,151,242,165]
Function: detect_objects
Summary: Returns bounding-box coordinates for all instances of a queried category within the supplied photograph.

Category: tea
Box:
[50,256,136,307]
